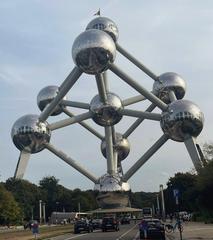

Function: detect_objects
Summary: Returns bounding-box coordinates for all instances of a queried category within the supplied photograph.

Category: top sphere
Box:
[72,29,116,74]
[86,16,119,42]
[37,85,67,116]
[11,114,51,153]
[153,72,186,103]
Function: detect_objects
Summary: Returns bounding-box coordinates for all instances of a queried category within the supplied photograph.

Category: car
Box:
[120,216,131,224]
[91,219,102,229]
[74,219,93,234]
[102,216,119,232]
[139,218,165,240]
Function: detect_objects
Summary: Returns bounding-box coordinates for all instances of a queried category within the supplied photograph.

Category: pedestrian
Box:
[140,219,148,239]
[31,221,39,239]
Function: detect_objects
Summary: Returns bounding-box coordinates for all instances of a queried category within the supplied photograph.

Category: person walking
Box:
[31,221,39,239]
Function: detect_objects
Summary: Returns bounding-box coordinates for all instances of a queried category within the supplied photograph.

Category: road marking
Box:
[133,231,140,240]
[116,224,137,240]
[50,230,100,240]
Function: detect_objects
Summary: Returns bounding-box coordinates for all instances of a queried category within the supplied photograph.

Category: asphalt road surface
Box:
[50,222,140,240]
[49,221,213,240]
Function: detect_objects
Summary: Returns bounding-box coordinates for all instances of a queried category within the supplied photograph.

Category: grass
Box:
[0,224,73,240]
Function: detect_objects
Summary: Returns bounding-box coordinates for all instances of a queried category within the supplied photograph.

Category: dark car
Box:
[139,218,165,240]
[120,216,131,224]
[74,219,93,234]
[92,219,102,229]
[102,216,119,232]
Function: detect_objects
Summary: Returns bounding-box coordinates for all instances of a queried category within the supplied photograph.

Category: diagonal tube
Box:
[95,74,107,103]
[122,95,147,106]
[14,151,31,179]
[122,134,169,181]
[121,109,161,121]
[116,43,158,81]
[39,67,83,122]
[123,103,156,138]
[184,136,203,172]
[45,143,98,183]
[103,71,109,92]
[49,111,92,131]
[168,90,177,102]
[61,100,90,109]
[62,108,104,140]
[109,63,168,111]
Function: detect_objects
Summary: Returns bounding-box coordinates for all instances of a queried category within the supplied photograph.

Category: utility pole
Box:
[156,194,160,217]
[43,202,46,224]
[160,184,166,221]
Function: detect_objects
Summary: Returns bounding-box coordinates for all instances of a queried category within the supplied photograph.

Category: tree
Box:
[196,161,213,217]
[202,142,213,162]
[0,183,22,225]
[165,172,198,213]
[5,178,41,220]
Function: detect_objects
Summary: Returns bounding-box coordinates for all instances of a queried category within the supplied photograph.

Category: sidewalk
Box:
[166,222,213,240]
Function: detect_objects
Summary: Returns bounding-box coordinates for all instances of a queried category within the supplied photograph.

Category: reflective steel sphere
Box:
[11,114,51,153]
[37,85,67,116]
[160,100,204,142]
[101,133,130,161]
[72,29,116,74]
[96,191,129,209]
[153,72,186,103]
[94,174,130,192]
[86,16,119,42]
[90,92,123,126]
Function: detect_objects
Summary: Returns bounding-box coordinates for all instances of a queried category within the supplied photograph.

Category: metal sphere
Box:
[101,133,130,161]
[37,85,67,116]
[86,16,119,42]
[96,191,129,209]
[72,29,116,74]
[11,114,51,153]
[153,72,186,103]
[160,100,204,142]
[90,92,123,126]
[94,174,130,192]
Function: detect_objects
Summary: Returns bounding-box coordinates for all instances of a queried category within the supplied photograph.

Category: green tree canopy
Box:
[0,183,22,225]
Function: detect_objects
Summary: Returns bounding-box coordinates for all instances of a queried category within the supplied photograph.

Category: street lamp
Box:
[39,200,42,224]
[160,184,166,221]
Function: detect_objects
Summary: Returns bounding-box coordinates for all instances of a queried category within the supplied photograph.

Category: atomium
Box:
[153,72,186,104]
[101,133,130,161]
[37,85,67,116]
[12,15,205,209]
[72,29,116,74]
[90,92,123,126]
[160,99,204,142]
[86,16,119,42]
[11,114,51,153]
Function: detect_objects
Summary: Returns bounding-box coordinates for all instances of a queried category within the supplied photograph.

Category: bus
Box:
[142,207,152,218]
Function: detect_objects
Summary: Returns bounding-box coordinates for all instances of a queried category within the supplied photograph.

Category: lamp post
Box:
[39,200,42,224]
[56,201,59,224]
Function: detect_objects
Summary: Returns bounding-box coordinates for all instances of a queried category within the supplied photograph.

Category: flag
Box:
[94,8,101,16]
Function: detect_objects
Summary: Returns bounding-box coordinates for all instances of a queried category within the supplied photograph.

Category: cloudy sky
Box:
[0,0,212,192]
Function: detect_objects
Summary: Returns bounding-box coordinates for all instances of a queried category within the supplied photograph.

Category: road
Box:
[50,223,139,240]
[48,221,213,240]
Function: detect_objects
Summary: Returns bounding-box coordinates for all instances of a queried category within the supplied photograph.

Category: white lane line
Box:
[50,230,100,240]
[116,224,137,240]
[133,231,140,240]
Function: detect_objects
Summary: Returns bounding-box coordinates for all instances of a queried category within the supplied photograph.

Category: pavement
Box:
[166,222,213,240]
